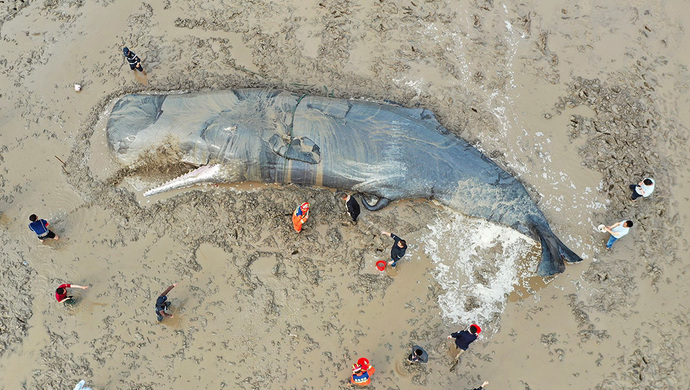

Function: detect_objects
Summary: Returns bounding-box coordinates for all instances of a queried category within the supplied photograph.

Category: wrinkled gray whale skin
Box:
[107,89,582,275]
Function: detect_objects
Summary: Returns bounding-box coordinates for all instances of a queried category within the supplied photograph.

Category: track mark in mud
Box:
[560,74,688,389]
[563,76,682,294]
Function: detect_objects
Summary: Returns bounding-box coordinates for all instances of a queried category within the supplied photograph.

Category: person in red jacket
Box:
[55,283,89,304]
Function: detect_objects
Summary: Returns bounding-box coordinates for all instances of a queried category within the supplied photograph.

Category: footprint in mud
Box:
[62,297,87,315]
[434,339,463,369]
[65,300,108,316]
[384,264,398,276]
[395,358,429,385]
[434,339,451,356]
[394,359,413,377]
[45,238,69,251]
[160,314,184,328]
[134,72,148,85]
[159,298,188,328]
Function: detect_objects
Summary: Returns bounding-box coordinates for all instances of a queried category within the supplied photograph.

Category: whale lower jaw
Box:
[144,164,222,197]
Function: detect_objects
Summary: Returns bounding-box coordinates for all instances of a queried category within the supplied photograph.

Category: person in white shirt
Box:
[630,178,655,200]
[604,220,633,249]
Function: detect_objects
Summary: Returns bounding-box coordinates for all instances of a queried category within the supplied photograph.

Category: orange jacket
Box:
[351,363,375,386]
[292,202,309,232]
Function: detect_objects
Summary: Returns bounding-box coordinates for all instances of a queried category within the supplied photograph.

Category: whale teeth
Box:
[144,164,221,197]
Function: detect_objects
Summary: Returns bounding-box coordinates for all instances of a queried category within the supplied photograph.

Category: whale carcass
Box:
[106,89,582,275]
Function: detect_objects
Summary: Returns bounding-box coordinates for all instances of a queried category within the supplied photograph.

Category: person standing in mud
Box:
[448,324,480,361]
[630,178,655,200]
[28,214,59,242]
[604,220,633,250]
[55,283,89,304]
[155,283,177,322]
[292,202,310,233]
[122,47,147,76]
[343,194,360,223]
[381,231,407,267]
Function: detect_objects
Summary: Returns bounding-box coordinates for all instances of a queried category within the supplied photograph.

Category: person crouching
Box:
[292,202,310,233]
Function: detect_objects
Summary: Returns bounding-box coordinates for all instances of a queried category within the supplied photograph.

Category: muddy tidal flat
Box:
[0,0,689,389]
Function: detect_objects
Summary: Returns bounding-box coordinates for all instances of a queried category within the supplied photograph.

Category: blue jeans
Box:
[606,235,619,248]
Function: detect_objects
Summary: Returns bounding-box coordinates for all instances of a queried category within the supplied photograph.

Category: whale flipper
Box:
[360,195,391,211]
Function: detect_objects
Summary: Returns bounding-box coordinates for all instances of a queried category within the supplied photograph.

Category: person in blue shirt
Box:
[28,214,59,242]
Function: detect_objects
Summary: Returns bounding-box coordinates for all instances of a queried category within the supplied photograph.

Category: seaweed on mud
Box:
[0,258,33,358]
[347,274,394,302]
[560,75,687,388]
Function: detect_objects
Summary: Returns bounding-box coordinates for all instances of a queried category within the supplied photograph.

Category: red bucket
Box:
[376,260,387,271]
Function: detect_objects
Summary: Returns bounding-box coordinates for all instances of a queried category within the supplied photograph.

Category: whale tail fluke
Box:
[532,222,582,276]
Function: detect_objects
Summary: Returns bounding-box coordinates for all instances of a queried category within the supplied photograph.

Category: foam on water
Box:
[423,208,535,329]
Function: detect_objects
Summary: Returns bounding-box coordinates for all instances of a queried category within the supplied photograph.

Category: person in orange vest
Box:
[292,202,310,233]
[350,357,375,386]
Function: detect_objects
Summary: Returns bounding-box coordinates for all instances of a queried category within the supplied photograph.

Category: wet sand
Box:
[1,0,689,389]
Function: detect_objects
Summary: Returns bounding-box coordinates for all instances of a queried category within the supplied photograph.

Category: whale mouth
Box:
[141,163,252,197]
[143,164,223,197]
[104,140,198,190]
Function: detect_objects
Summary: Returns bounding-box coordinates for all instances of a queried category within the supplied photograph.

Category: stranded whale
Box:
[106,89,582,275]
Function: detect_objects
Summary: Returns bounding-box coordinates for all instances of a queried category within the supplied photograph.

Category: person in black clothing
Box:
[343,194,361,222]
[123,47,147,75]
[381,231,407,267]
[155,283,177,321]
[406,345,428,364]
[448,324,480,360]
